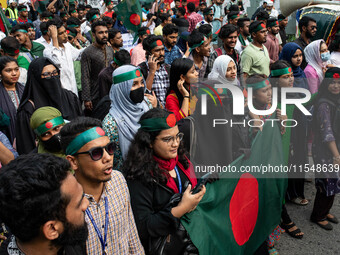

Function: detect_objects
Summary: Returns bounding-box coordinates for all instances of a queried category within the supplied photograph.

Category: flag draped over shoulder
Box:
[0,9,11,35]
[113,0,142,34]
[181,119,288,255]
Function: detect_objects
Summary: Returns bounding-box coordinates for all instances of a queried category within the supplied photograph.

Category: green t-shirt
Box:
[17,55,30,70]
[240,43,270,77]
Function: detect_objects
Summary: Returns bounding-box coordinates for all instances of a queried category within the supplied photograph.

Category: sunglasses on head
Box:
[74,142,116,161]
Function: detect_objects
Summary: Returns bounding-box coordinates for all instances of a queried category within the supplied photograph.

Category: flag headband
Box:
[247,79,270,90]
[71,9,77,13]
[3,48,20,55]
[19,8,27,11]
[203,9,214,15]
[325,72,340,79]
[66,127,106,155]
[229,14,240,20]
[34,116,65,136]
[113,56,123,66]
[252,23,266,33]
[138,29,150,36]
[271,67,292,77]
[139,114,177,132]
[66,30,77,37]
[189,36,207,52]
[150,40,163,49]
[113,68,142,84]
[16,29,28,33]
[89,14,99,22]
[67,24,79,28]
[267,20,279,28]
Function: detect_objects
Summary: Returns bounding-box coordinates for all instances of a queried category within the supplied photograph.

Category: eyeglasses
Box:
[310,26,317,30]
[157,132,184,144]
[41,69,59,79]
[74,142,116,161]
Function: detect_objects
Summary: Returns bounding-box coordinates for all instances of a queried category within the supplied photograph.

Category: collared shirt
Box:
[188,52,208,80]
[241,42,270,76]
[34,36,52,49]
[44,42,84,96]
[164,44,183,65]
[131,43,146,66]
[264,33,279,64]
[143,61,170,107]
[85,171,145,255]
[187,12,203,32]
[81,44,114,102]
[206,46,241,77]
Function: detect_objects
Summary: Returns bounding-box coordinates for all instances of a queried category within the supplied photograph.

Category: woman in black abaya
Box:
[16,57,82,154]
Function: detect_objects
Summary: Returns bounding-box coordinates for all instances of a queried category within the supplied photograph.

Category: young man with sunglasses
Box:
[60,117,145,255]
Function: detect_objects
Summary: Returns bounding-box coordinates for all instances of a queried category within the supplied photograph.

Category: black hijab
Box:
[18,57,81,120]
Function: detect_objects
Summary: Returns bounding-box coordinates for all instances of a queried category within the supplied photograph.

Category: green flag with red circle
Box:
[181,116,287,255]
[113,0,142,34]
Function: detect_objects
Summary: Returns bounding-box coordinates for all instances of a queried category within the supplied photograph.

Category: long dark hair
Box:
[122,108,189,184]
[166,58,194,107]
[0,56,18,73]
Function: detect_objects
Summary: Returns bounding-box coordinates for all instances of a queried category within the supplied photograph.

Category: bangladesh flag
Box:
[181,118,287,254]
[113,0,142,34]
[31,0,49,14]
[0,8,11,35]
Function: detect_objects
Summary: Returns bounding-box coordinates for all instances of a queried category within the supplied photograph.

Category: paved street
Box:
[276,174,340,255]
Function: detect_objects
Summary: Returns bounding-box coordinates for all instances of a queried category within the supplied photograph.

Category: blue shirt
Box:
[164,44,183,65]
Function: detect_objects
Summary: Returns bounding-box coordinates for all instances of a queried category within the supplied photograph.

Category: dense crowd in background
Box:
[0,0,339,254]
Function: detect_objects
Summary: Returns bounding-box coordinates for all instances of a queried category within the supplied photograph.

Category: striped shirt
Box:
[85,170,145,255]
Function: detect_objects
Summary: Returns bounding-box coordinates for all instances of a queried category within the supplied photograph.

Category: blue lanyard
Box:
[86,197,109,255]
[174,166,182,193]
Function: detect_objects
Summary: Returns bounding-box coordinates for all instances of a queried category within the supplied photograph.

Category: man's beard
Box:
[52,220,88,247]
[306,30,314,39]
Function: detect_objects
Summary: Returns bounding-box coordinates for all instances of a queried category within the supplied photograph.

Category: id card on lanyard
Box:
[86,197,109,255]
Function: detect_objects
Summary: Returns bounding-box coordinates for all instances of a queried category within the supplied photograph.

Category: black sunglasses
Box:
[75,142,116,161]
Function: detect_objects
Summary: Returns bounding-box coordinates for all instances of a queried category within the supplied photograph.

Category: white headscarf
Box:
[208,55,238,86]
[304,39,325,83]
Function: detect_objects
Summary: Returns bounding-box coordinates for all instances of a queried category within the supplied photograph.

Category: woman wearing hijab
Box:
[279,42,309,91]
[102,65,156,170]
[165,58,199,121]
[310,67,340,230]
[0,56,24,144]
[29,106,66,157]
[304,39,334,94]
[16,57,82,155]
[122,108,205,254]
[208,55,239,89]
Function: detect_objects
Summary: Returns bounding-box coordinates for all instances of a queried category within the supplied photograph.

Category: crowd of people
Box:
[0,0,339,254]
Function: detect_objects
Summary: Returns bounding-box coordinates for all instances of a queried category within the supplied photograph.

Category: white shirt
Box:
[18,67,27,85]
[43,42,84,96]
[81,21,90,34]
[235,36,250,54]
[142,20,155,34]
[34,36,52,48]
[331,51,340,67]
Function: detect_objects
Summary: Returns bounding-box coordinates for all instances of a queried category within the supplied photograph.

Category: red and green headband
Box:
[267,20,279,28]
[66,30,77,37]
[139,113,177,132]
[271,67,292,77]
[89,14,99,22]
[65,127,106,155]
[150,40,163,49]
[247,79,270,90]
[3,48,20,55]
[113,68,142,84]
[252,23,266,33]
[34,116,65,136]
[229,14,240,20]
[325,72,340,79]
[138,29,151,36]
[189,36,207,52]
